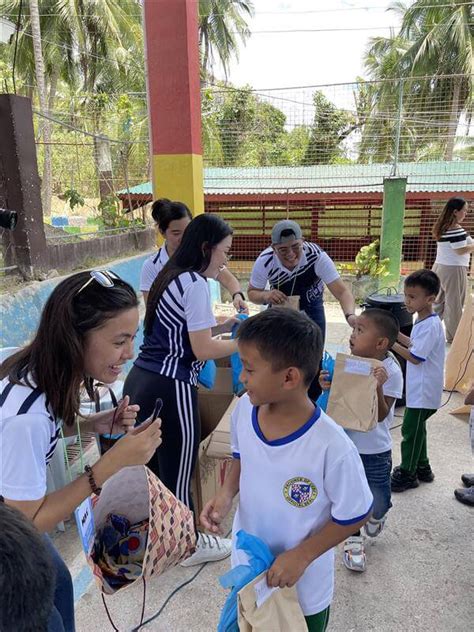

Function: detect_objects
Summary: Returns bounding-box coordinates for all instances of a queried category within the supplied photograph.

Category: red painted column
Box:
[143,0,204,215]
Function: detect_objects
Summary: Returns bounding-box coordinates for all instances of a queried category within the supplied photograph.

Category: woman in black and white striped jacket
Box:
[432,197,474,343]
[124,213,238,567]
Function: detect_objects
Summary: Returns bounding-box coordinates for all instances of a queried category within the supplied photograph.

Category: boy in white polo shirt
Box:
[200,308,373,632]
[319,308,403,573]
[392,269,445,492]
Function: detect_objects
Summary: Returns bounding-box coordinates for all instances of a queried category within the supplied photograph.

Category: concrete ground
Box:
[57,304,473,631]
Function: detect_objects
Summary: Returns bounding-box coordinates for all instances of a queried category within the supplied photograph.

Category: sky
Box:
[214,0,407,90]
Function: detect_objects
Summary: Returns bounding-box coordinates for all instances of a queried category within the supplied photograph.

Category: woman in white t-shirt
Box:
[140,199,248,313]
[432,197,474,342]
[124,214,238,567]
[0,271,162,632]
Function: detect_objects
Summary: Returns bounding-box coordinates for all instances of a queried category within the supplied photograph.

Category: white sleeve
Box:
[449,233,469,250]
[140,256,158,292]
[249,254,270,289]
[383,364,403,400]
[410,322,435,361]
[325,444,373,524]
[0,413,52,501]
[314,251,340,285]
[183,280,217,332]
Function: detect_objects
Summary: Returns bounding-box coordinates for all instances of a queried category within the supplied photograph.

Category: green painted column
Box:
[380,177,407,288]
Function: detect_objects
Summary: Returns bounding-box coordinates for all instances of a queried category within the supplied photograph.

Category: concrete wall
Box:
[46,228,156,271]
[0,252,222,373]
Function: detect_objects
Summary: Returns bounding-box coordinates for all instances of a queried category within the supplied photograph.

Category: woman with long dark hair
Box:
[140,198,248,312]
[124,214,238,566]
[0,271,162,632]
[432,197,473,342]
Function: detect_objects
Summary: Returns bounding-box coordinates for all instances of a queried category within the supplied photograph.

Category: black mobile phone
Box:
[152,397,163,421]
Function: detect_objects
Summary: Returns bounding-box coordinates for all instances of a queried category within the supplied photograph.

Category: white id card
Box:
[74,497,95,555]
[344,358,371,376]
[254,576,279,608]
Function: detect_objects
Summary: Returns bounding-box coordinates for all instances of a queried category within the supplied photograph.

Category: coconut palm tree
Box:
[4,0,254,208]
[362,0,473,162]
[28,0,53,215]
[199,0,254,79]
[397,0,473,160]
[5,0,143,206]
[360,31,416,162]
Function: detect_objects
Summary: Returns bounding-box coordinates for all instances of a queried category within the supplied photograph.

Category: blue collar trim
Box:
[252,404,321,446]
[414,313,438,326]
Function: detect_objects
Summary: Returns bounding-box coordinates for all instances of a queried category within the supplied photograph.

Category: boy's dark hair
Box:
[361,308,400,346]
[236,308,323,386]
[405,269,440,296]
[0,503,55,631]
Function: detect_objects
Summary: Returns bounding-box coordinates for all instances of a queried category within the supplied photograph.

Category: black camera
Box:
[0,209,18,230]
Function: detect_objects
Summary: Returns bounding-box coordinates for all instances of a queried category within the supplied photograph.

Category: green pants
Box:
[305,606,330,632]
[400,407,436,473]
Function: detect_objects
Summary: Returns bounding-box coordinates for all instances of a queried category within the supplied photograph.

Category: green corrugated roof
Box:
[119,161,474,197]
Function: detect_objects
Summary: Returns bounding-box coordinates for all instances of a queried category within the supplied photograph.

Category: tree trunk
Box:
[444,77,461,161]
[48,64,60,112]
[29,0,53,216]
[93,135,115,203]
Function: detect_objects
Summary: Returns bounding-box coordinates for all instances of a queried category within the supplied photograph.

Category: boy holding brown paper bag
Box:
[201,309,373,632]
[319,309,403,573]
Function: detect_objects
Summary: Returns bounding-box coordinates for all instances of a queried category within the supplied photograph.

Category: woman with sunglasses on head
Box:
[140,198,248,313]
[0,271,162,632]
[248,220,356,399]
[124,214,238,566]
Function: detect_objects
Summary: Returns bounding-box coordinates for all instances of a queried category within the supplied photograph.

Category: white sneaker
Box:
[364,516,386,538]
[180,533,232,567]
[343,536,366,572]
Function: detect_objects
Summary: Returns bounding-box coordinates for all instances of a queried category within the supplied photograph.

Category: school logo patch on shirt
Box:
[283,477,318,508]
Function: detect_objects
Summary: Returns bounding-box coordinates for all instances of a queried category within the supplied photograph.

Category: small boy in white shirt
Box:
[392,269,445,492]
[319,309,403,572]
[200,308,373,632]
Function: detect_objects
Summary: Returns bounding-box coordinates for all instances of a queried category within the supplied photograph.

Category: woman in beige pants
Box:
[432,197,474,343]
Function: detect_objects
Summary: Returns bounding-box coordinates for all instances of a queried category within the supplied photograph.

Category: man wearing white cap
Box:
[248,220,356,397]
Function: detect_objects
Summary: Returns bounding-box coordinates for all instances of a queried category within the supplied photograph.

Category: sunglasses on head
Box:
[76,270,122,295]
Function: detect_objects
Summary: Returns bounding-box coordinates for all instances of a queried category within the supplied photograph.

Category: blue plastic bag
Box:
[217,530,275,632]
[198,360,217,389]
[315,351,335,411]
[230,314,248,395]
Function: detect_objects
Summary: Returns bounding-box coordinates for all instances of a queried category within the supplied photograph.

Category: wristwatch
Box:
[232,291,246,301]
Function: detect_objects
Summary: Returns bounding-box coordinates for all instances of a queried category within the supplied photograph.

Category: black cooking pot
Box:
[362,289,413,329]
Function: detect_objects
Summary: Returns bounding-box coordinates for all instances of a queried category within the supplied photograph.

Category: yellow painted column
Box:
[152,154,204,214]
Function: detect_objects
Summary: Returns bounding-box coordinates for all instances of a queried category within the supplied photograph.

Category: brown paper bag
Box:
[238,571,307,632]
[445,291,474,393]
[280,295,300,311]
[326,353,383,432]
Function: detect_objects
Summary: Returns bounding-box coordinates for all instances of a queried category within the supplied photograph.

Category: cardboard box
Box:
[191,437,233,521]
[198,360,234,440]
[206,395,239,459]
[193,325,239,520]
